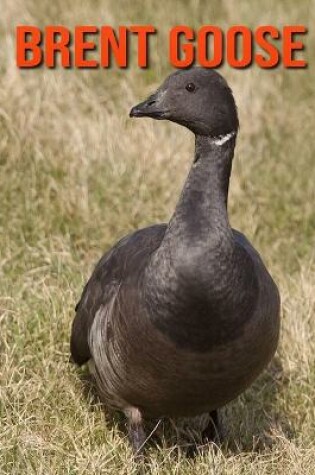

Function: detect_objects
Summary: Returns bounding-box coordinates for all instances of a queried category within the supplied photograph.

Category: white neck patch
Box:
[212,131,236,146]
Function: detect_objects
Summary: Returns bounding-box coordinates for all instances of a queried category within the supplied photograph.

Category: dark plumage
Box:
[70,68,280,453]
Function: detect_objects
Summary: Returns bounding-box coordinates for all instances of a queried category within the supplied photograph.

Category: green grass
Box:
[1,0,315,473]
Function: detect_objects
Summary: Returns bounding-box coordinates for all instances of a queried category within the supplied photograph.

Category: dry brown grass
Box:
[1,0,315,473]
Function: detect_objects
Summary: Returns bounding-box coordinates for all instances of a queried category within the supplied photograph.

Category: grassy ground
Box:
[1,0,315,473]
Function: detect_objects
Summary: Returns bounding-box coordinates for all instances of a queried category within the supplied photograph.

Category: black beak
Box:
[129,91,168,119]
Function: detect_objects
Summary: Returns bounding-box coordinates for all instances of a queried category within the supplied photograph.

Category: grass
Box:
[1,0,315,473]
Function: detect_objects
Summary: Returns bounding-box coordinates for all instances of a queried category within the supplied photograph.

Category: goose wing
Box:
[70,224,167,365]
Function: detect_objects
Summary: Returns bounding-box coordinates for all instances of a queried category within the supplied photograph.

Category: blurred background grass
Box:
[0,0,315,473]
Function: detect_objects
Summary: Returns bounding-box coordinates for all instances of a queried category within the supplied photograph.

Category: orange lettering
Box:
[198,26,223,68]
[283,25,307,68]
[45,26,71,68]
[75,26,99,68]
[227,26,252,68]
[16,26,42,67]
[169,26,195,68]
[255,26,280,68]
[129,26,156,68]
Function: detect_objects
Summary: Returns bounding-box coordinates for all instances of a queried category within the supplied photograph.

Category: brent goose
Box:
[70,68,280,453]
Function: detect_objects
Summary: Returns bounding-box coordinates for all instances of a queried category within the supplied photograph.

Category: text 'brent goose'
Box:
[70,68,281,454]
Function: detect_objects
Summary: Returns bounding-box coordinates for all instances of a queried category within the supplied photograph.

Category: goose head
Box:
[130,68,239,137]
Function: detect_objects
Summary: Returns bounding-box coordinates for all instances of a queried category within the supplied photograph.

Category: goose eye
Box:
[185,82,196,93]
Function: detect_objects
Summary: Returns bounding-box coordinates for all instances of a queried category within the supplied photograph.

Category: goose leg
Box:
[125,407,146,455]
[202,410,222,444]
